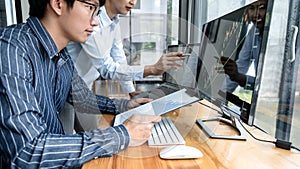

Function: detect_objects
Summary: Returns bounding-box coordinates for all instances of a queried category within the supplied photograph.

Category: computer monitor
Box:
[164,43,201,89]
[196,2,267,140]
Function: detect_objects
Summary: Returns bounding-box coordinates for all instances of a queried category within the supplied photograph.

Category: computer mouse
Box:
[159,145,203,159]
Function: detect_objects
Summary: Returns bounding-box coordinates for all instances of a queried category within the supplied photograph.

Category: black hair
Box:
[100,0,105,6]
[28,0,76,19]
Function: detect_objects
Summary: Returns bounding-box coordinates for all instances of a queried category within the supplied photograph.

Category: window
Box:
[119,0,179,81]
[253,0,300,149]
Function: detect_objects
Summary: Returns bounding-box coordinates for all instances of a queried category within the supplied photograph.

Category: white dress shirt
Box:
[67,6,144,93]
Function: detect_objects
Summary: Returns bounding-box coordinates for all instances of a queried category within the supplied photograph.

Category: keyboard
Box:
[133,85,178,99]
[148,117,186,147]
[156,85,178,95]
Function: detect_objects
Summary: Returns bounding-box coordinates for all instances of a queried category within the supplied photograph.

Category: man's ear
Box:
[49,0,64,16]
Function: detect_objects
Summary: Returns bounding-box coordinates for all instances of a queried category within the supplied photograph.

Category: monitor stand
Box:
[196,115,247,140]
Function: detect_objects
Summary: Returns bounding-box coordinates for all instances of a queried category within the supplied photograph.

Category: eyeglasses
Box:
[77,0,100,18]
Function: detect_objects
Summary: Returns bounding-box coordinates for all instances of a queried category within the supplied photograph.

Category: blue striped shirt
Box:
[0,17,130,168]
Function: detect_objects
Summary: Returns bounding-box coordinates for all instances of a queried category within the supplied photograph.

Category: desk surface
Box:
[83,101,300,169]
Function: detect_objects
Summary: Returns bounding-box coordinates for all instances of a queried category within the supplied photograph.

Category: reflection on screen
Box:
[198,6,248,100]
[196,3,265,124]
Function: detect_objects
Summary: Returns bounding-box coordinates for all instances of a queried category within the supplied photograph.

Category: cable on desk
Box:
[291,146,300,152]
[197,101,300,152]
[252,124,269,134]
[238,119,275,144]
[238,119,300,152]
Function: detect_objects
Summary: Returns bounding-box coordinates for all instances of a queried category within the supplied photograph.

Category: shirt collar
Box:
[99,6,120,27]
[27,16,59,59]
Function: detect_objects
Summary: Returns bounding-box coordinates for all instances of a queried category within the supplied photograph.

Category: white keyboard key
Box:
[148,117,186,147]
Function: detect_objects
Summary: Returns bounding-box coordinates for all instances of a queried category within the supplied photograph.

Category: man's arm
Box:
[110,37,137,94]
[69,68,131,114]
[220,56,247,87]
[143,52,185,77]
[220,28,256,92]
[0,63,128,168]
[12,124,130,168]
[74,31,185,81]
[80,27,145,81]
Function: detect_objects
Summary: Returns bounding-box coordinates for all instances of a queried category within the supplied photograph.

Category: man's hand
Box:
[143,52,185,77]
[129,91,143,98]
[219,56,247,87]
[219,56,239,79]
[127,98,153,109]
[123,114,161,146]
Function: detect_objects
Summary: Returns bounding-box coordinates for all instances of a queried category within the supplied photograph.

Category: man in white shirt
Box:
[63,0,184,133]
[68,2,184,94]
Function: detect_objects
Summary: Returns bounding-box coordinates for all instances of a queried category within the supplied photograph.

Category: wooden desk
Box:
[83,101,300,169]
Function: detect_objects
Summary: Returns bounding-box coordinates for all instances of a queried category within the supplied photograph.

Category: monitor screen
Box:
[164,43,201,89]
[196,1,266,124]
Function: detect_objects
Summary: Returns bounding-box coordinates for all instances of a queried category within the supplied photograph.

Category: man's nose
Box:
[129,0,137,5]
[91,16,99,26]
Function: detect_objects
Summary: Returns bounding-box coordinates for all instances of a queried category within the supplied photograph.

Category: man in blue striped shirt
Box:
[0,0,161,168]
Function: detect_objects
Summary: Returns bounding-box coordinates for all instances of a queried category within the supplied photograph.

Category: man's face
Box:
[248,0,268,32]
[60,0,99,43]
[110,0,137,15]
